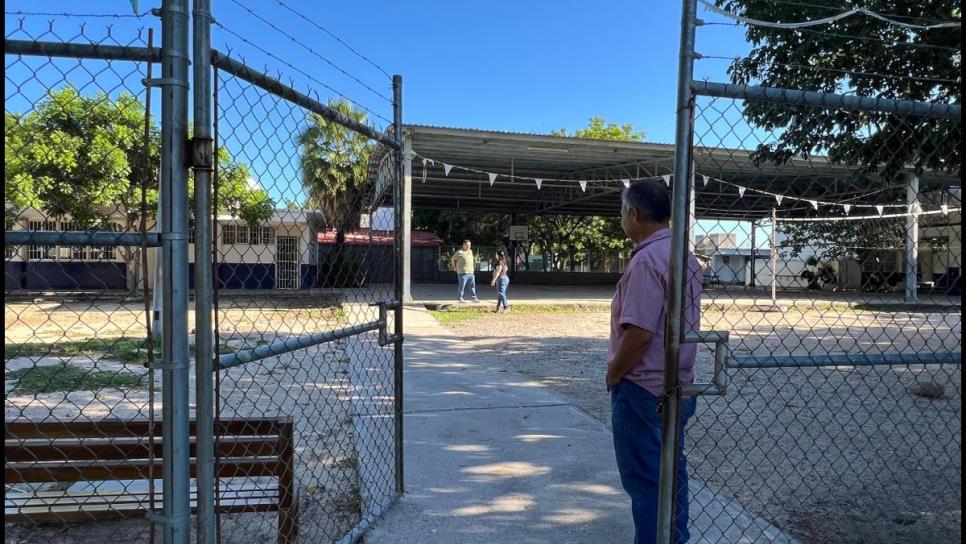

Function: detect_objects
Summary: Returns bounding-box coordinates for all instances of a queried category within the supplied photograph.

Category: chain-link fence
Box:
[661,2,962,543]
[208,54,401,543]
[4,16,170,544]
[5,3,404,543]
[685,96,961,544]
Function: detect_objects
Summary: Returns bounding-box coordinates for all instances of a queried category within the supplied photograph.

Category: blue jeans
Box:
[611,379,697,544]
[496,276,510,310]
[457,273,477,301]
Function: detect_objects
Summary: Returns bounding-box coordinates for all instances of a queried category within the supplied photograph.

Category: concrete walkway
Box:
[364,308,795,544]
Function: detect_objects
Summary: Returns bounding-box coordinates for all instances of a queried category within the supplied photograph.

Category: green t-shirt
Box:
[454,249,475,274]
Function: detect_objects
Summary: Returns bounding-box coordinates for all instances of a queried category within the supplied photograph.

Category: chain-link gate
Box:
[659,2,962,543]
[6,2,405,543]
[205,52,403,544]
[4,12,181,544]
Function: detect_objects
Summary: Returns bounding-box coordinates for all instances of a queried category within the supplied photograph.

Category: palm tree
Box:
[299,100,375,285]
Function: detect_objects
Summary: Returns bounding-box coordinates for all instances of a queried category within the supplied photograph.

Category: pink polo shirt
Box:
[608,228,702,396]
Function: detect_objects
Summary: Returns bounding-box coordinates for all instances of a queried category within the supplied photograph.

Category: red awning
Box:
[317,228,443,247]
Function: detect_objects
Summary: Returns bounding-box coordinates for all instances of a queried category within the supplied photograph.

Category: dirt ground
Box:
[436,306,962,544]
[4,298,391,544]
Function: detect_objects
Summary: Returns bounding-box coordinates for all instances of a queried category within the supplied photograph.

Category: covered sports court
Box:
[397,124,951,302]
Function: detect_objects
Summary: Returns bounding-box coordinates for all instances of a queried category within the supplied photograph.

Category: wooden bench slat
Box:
[6,457,282,484]
[6,436,282,462]
[5,417,297,543]
[5,417,291,440]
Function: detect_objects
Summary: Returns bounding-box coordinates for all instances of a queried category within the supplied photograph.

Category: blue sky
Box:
[5,0,765,246]
[5,0,751,139]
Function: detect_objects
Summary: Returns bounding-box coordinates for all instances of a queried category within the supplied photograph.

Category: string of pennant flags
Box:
[410,151,945,217]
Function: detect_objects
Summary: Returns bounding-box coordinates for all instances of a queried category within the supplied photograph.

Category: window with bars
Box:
[26,220,56,260]
[21,219,123,261]
[223,224,237,245]
[223,223,257,245]
[249,225,275,245]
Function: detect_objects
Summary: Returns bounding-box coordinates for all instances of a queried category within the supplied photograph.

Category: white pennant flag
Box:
[621,179,631,188]
[579,180,587,192]
[876,205,884,216]
[488,172,498,186]
[428,159,436,166]
[702,175,709,187]
[941,203,949,215]
[843,204,851,214]
[443,163,453,176]
[737,186,746,198]
[775,194,783,205]
[662,175,671,187]
[421,159,427,183]
[535,178,543,190]
[809,200,818,210]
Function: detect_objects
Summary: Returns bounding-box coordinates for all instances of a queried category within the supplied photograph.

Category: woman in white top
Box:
[490,250,511,313]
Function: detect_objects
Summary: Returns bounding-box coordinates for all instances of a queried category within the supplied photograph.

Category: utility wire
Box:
[699,0,961,30]
[273,0,392,80]
[229,0,392,103]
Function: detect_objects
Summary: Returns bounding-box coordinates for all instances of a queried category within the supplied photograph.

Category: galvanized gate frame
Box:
[660,1,962,542]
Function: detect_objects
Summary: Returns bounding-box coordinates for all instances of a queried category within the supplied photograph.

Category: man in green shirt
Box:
[450,239,478,303]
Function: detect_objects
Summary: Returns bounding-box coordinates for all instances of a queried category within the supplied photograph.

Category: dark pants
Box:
[611,379,697,544]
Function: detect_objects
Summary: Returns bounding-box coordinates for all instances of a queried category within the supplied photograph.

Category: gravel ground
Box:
[436,306,962,544]
[4,300,392,544]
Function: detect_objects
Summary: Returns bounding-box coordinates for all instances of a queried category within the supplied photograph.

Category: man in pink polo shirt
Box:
[606,178,702,544]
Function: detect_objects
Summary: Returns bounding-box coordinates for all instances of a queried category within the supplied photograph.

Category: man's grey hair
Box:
[622,178,672,224]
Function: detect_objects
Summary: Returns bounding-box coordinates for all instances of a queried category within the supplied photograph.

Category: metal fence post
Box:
[192,0,216,541]
[392,74,406,495]
[159,0,192,542]
[658,0,698,543]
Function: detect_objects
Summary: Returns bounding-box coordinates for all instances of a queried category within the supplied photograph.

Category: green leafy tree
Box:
[714,0,960,178]
[5,86,274,289]
[520,116,645,270]
[715,1,960,290]
[298,100,375,286]
[553,115,647,142]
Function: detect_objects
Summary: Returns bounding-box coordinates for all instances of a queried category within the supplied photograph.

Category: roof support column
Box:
[402,131,413,303]
[905,174,919,303]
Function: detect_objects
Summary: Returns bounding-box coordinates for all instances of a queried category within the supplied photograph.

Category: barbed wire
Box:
[272,0,392,80]
[228,0,392,103]
[698,0,961,30]
[760,0,962,26]
[702,21,962,52]
[213,21,393,126]
[4,9,153,19]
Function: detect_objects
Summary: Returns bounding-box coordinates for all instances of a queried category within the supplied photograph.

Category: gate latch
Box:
[680,330,729,396]
[371,300,402,347]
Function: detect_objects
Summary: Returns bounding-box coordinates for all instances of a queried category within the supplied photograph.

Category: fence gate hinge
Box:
[190,136,214,171]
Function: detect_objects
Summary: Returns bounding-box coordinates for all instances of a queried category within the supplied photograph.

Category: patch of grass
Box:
[6,363,142,394]
[335,455,359,470]
[333,484,362,516]
[429,303,610,325]
[5,337,160,364]
[853,302,957,313]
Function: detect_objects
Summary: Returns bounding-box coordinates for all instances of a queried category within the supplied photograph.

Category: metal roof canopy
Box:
[405,124,953,221]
